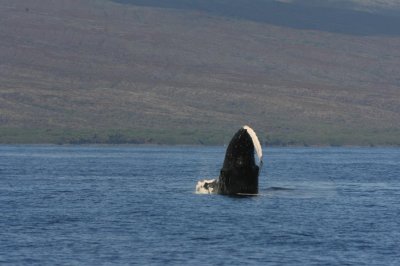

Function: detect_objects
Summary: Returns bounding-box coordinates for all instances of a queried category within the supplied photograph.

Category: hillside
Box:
[1,0,399,145]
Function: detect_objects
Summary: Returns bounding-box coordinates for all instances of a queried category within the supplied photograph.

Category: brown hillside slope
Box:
[0,0,399,145]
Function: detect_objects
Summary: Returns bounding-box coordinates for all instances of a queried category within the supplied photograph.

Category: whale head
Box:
[218,126,263,195]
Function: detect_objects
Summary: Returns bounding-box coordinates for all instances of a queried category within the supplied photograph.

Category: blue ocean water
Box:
[0,146,399,265]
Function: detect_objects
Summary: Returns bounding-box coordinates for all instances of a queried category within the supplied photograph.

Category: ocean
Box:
[1,146,399,265]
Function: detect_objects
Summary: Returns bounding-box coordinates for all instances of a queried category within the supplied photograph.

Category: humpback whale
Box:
[196,125,263,195]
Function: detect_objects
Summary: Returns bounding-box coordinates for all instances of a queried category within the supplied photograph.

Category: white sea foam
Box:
[195,179,218,194]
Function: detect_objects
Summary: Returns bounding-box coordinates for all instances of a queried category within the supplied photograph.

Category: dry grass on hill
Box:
[0,0,399,145]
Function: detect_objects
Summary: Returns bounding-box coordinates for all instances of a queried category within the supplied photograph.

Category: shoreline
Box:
[0,143,399,148]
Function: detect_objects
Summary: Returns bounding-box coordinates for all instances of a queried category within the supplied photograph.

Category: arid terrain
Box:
[1,0,399,145]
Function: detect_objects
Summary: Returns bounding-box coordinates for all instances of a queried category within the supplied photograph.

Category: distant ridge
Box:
[113,0,400,36]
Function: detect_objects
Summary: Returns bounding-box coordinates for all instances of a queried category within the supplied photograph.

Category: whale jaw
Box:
[218,165,259,195]
[217,126,262,195]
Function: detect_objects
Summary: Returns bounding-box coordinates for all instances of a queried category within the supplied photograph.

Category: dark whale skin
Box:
[218,128,259,195]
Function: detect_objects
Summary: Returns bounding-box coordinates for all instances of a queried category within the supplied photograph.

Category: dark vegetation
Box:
[0,0,399,145]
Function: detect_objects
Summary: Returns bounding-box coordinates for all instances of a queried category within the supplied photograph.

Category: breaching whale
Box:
[196,125,263,195]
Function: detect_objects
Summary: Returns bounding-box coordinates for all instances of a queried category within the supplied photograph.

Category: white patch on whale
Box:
[243,125,263,167]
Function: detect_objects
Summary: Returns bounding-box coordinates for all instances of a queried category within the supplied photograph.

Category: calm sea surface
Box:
[1,146,399,265]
